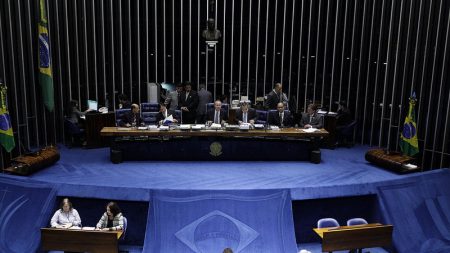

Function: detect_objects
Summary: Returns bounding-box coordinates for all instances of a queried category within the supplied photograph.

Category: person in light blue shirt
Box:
[50,198,82,228]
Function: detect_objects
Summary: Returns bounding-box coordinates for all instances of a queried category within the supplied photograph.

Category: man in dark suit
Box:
[120,103,143,127]
[235,101,257,124]
[265,83,288,110]
[299,103,323,129]
[196,84,213,123]
[207,100,228,124]
[156,103,179,125]
[268,102,293,127]
[179,82,199,124]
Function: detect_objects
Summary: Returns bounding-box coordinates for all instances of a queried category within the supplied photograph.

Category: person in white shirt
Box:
[50,198,82,228]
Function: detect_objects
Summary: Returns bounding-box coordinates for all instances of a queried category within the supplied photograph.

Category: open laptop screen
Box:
[87,100,98,110]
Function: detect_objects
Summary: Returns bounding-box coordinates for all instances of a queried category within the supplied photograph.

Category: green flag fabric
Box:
[0,85,15,152]
[400,94,419,156]
[38,0,54,112]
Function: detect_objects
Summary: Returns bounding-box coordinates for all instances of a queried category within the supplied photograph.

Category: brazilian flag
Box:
[400,93,419,156]
[38,0,54,112]
[0,85,15,152]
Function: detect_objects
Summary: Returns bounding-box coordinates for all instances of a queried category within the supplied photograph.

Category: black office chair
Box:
[64,118,85,148]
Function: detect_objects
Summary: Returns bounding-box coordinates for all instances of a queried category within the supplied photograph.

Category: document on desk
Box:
[54,223,73,229]
[117,127,132,131]
[302,128,318,133]
[164,115,174,124]
[68,226,81,230]
[81,227,96,231]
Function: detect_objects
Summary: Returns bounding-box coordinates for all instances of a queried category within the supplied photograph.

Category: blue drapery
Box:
[144,189,298,253]
[0,176,56,253]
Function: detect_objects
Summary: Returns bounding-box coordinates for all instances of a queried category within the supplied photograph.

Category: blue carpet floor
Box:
[29,144,411,200]
[4,144,447,253]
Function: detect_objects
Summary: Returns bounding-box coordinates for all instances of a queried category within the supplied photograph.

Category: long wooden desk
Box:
[41,228,123,253]
[313,223,393,252]
[100,127,328,163]
[100,126,329,138]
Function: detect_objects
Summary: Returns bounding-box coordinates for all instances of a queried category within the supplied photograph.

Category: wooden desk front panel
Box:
[314,224,393,252]
[41,228,121,253]
[100,127,329,138]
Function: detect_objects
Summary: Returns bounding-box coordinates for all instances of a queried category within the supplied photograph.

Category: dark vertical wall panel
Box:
[0,0,450,170]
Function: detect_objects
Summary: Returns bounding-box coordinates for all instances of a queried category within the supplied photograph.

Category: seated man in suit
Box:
[156,103,179,125]
[207,99,228,124]
[299,103,323,129]
[120,103,143,127]
[236,101,257,124]
[268,102,293,127]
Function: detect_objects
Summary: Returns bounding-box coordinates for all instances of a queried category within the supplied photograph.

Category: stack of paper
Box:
[180,124,191,130]
[191,125,204,130]
[302,128,318,133]
[163,115,174,124]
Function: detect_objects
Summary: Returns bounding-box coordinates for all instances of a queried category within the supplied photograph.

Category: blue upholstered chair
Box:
[64,118,85,147]
[140,102,159,113]
[337,120,358,147]
[141,112,159,125]
[174,109,182,123]
[255,110,268,125]
[346,218,368,253]
[121,216,128,240]
[118,216,128,253]
[346,217,368,226]
[206,103,229,118]
[115,109,131,126]
[317,218,340,228]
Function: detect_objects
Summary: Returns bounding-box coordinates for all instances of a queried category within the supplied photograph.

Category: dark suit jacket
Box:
[235,108,257,123]
[268,110,293,127]
[179,91,199,123]
[207,109,228,123]
[299,112,323,128]
[265,90,281,110]
[120,111,143,127]
[156,109,178,124]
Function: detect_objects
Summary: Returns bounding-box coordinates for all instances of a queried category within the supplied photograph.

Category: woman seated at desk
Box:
[96,201,124,231]
[50,198,82,228]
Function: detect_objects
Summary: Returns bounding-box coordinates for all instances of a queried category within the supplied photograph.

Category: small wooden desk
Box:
[41,228,123,253]
[313,223,393,252]
[85,112,116,148]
